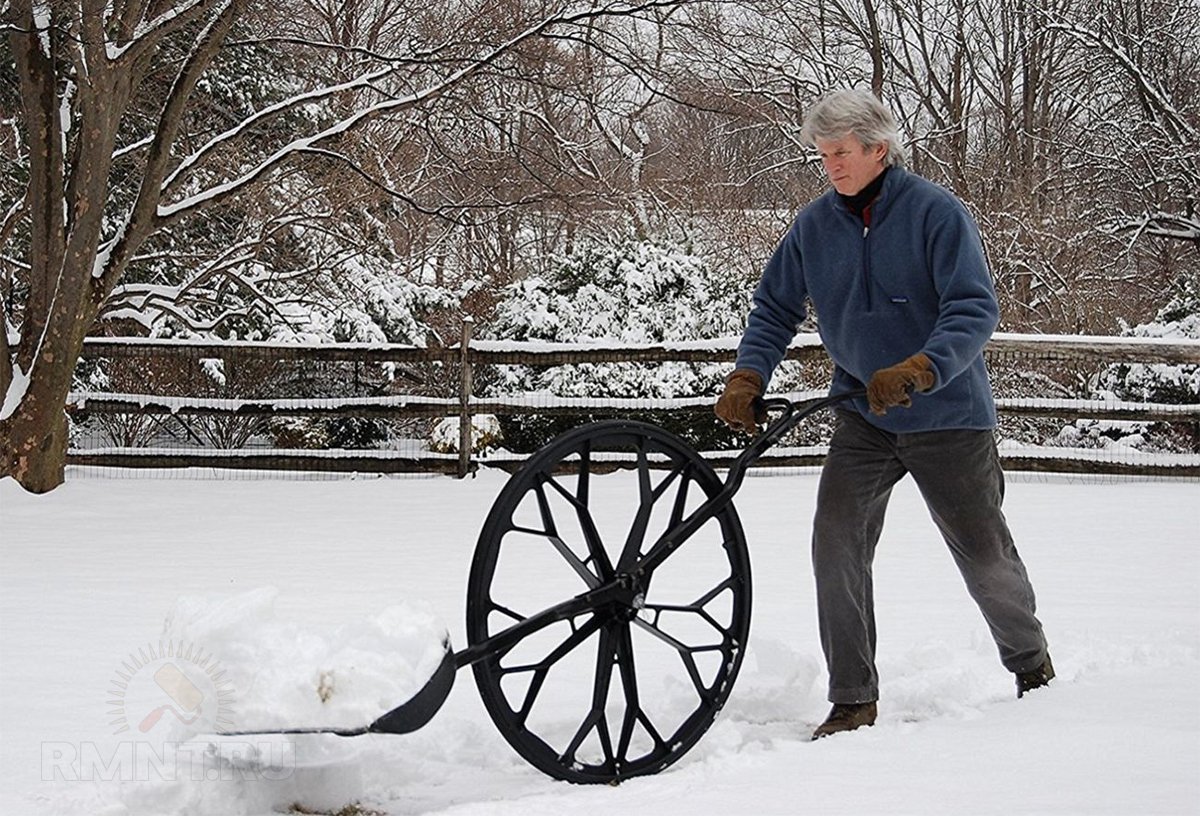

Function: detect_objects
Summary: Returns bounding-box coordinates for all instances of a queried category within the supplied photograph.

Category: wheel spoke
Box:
[613,620,649,765]
[559,623,621,773]
[461,579,628,667]
[576,438,591,506]
[617,457,690,573]
[561,710,613,774]
[638,573,742,641]
[501,613,607,725]
[629,575,745,699]
[630,616,726,700]
[497,613,606,677]
[589,623,619,721]
[634,491,717,577]
[509,478,602,588]
[488,600,524,625]
[666,464,694,530]
[505,479,597,585]
[616,443,655,573]
[543,472,615,581]
[544,534,601,589]
[532,477,560,539]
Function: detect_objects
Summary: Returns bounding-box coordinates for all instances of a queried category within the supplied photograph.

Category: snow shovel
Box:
[215,637,458,738]
[213,388,865,782]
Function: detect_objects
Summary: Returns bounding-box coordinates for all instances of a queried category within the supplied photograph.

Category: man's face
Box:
[815,134,888,196]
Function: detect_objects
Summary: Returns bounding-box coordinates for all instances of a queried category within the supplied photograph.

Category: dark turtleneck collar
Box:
[838,165,890,219]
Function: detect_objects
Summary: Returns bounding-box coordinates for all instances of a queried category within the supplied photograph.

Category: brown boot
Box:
[811,702,878,741]
[1016,655,1055,698]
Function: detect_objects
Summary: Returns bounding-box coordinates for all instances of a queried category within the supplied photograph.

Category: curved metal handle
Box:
[729,388,867,490]
[751,395,795,420]
[630,387,867,580]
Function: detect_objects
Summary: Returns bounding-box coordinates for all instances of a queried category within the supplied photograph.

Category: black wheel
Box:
[466,420,751,783]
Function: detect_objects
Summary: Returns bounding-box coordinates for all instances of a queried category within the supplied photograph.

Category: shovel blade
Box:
[367,639,456,734]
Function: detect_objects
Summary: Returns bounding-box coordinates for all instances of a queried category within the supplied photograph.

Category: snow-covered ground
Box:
[1,467,1197,815]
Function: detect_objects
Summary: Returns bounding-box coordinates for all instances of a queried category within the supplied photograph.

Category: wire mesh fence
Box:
[66,331,1200,482]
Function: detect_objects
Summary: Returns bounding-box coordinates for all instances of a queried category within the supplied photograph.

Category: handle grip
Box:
[733,389,866,478]
[750,395,793,424]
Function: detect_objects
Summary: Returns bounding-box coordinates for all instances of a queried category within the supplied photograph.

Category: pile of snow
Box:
[90,587,452,814]
[161,587,449,733]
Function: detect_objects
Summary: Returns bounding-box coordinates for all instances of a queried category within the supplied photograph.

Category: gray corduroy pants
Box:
[813,409,1049,704]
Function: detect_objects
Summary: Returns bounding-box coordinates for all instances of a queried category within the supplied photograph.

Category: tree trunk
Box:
[0,390,71,493]
[0,302,89,491]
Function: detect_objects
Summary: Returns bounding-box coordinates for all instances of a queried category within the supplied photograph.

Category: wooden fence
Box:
[67,329,1200,478]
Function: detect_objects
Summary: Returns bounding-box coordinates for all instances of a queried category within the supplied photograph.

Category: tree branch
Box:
[152,1,688,224]
[98,0,243,292]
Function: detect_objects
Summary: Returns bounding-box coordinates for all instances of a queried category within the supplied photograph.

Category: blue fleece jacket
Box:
[735,167,999,432]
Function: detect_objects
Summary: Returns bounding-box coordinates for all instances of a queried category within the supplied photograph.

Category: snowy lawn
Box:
[1,467,1197,815]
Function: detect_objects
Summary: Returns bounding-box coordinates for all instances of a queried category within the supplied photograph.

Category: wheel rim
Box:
[467,420,751,783]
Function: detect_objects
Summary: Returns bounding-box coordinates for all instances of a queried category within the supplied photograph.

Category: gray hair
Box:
[800,89,908,167]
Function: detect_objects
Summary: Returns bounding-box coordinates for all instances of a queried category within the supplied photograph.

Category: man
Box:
[715,89,1053,741]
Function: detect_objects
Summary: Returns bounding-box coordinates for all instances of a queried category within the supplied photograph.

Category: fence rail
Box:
[68,331,1200,478]
[76,333,1200,365]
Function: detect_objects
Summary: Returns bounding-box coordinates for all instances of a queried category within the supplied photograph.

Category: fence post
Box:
[457,317,474,478]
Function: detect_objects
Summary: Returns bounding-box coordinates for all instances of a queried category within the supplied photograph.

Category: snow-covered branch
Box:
[1045,21,1197,145]
[99,210,315,331]
[105,0,223,63]
[153,0,689,224]
[99,0,243,288]
[1104,212,1200,245]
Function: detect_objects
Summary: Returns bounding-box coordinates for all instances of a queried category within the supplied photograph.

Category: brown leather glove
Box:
[715,369,766,433]
[867,352,935,415]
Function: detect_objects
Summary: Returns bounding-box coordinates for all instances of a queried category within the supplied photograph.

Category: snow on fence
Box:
[66,330,1200,479]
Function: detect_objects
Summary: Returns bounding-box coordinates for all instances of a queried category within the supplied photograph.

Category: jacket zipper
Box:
[861,208,873,312]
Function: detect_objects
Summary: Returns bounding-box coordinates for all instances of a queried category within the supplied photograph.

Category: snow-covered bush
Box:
[485,234,755,450]
[269,416,392,450]
[1050,419,1151,450]
[428,414,503,454]
[289,256,463,346]
[269,417,330,450]
[1081,275,1199,452]
[492,237,749,345]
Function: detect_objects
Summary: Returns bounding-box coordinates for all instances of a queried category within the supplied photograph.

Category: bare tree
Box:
[1046,0,1199,245]
[0,0,687,492]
